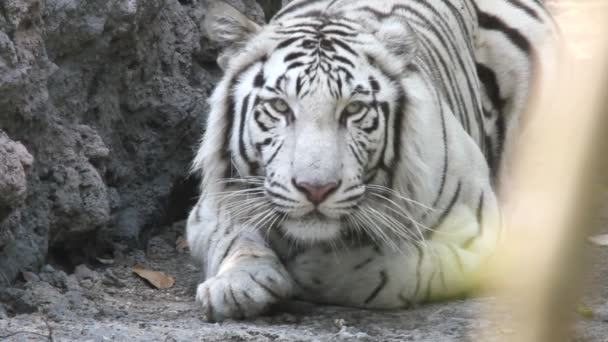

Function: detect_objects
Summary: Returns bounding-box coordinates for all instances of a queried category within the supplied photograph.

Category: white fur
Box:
[186,0,560,321]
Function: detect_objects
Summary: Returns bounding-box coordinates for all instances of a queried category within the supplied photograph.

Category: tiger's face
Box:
[228,23,406,242]
[201,3,418,243]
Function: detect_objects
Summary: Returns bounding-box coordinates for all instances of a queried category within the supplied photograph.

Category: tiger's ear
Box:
[204,1,261,50]
[374,17,419,64]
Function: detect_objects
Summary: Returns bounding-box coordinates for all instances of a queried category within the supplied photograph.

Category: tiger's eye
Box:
[345,102,365,114]
[270,99,290,113]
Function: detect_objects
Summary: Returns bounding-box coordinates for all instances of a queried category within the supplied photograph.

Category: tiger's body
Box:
[187,0,560,321]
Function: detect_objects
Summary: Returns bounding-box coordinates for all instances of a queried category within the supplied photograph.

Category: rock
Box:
[0,131,33,246]
[41,264,56,273]
[0,286,46,315]
[0,0,265,285]
[39,266,70,291]
[74,264,97,282]
[0,131,32,205]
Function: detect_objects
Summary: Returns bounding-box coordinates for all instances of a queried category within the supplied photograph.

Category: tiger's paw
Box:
[196,266,293,322]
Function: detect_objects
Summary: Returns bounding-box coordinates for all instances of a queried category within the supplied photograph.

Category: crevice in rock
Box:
[47,232,106,273]
[162,174,200,226]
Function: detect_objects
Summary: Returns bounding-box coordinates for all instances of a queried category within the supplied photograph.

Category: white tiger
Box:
[186,0,560,321]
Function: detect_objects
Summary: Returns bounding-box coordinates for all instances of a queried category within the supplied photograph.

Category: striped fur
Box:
[187,0,560,321]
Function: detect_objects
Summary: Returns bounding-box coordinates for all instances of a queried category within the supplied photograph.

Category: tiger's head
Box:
[196,2,430,243]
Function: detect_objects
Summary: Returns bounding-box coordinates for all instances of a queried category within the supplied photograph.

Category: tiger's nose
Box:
[292,180,340,205]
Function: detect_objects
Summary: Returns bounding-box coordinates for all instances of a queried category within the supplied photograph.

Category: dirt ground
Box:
[0,220,607,342]
[2,1,607,341]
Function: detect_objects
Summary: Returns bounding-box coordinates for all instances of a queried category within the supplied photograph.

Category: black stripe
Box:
[389,92,406,175]
[477,11,531,54]
[476,63,506,112]
[354,257,373,270]
[255,138,272,152]
[410,2,484,138]
[248,274,280,299]
[398,293,413,308]
[476,62,505,174]
[506,0,541,20]
[254,110,270,132]
[464,192,485,249]
[369,76,380,92]
[237,94,259,174]
[229,286,245,319]
[330,37,358,56]
[335,193,363,204]
[361,114,379,134]
[275,36,305,50]
[266,188,296,203]
[273,0,324,21]
[333,55,355,68]
[296,75,304,96]
[416,31,472,135]
[336,66,354,81]
[276,28,318,36]
[434,181,463,233]
[322,29,356,37]
[413,243,424,297]
[430,100,449,210]
[287,61,305,70]
[219,235,238,266]
[284,51,307,62]
[254,69,265,88]
[364,271,388,304]
[223,94,236,180]
[477,192,485,227]
[220,58,265,180]
[265,141,283,165]
[269,180,290,192]
[343,184,363,193]
[348,144,364,166]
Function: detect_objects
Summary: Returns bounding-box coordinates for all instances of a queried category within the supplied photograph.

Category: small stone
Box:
[41,264,56,273]
[39,269,70,290]
[334,318,346,329]
[75,264,97,282]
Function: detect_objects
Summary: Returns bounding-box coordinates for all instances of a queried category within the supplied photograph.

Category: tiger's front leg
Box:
[186,199,294,322]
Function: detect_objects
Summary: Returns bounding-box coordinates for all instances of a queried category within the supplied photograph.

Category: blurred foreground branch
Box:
[480,2,608,341]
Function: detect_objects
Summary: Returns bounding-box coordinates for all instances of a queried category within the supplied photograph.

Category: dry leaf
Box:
[132,264,175,289]
[588,234,608,246]
[175,236,189,252]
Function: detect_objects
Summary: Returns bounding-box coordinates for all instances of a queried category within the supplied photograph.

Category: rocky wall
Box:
[0,0,272,286]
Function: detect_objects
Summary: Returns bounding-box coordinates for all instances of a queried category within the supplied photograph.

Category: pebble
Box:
[75,264,97,282]
[41,264,56,273]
